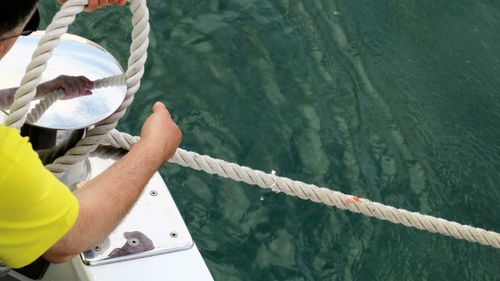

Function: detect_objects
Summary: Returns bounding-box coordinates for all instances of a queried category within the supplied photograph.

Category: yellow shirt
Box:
[0,125,79,268]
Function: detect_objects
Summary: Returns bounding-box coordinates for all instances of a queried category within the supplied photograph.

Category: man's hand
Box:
[58,0,127,12]
[139,102,182,163]
[37,75,93,100]
[44,102,182,264]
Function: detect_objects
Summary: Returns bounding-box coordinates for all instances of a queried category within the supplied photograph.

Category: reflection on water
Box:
[39,0,500,280]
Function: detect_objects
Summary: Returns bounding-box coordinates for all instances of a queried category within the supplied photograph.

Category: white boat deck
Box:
[6,147,214,281]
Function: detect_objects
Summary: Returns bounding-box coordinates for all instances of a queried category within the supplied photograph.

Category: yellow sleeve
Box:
[0,126,79,268]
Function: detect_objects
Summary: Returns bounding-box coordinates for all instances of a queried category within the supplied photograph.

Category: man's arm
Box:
[0,88,15,110]
[0,75,92,110]
[43,102,181,263]
[58,0,127,12]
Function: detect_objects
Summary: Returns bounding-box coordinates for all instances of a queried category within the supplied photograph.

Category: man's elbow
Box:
[43,252,75,264]
[42,244,80,264]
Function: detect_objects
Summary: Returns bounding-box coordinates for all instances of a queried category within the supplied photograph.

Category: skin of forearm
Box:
[43,139,164,263]
[0,85,49,110]
[0,88,16,110]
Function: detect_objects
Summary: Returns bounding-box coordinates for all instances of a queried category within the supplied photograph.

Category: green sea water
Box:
[39,1,500,280]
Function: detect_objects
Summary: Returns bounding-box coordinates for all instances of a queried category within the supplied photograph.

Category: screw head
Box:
[150,190,158,196]
[170,232,178,238]
[127,238,141,247]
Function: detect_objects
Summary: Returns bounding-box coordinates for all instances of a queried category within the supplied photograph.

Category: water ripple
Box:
[37,0,500,280]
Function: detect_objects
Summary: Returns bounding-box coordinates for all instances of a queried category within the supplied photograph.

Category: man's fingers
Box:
[70,82,79,96]
[60,0,126,10]
[152,101,172,118]
[79,76,93,89]
[79,79,87,93]
[152,101,166,113]
[78,77,91,90]
[71,78,82,94]
[62,84,73,96]
[153,101,165,111]
[85,0,99,11]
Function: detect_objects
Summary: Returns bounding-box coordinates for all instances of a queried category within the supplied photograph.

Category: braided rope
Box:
[26,89,64,124]
[26,75,125,124]
[100,129,500,249]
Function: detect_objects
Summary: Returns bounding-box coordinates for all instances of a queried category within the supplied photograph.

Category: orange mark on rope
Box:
[345,196,361,205]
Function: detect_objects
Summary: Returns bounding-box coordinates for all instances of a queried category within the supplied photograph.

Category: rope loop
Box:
[3,0,150,177]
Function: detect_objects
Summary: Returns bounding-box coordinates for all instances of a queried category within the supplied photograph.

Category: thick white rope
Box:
[25,89,64,124]
[102,129,500,249]
[26,75,125,124]
[3,0,499,251]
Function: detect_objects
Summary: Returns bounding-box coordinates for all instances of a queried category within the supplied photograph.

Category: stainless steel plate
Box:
[0,32,126,130]
[81,147,194,266]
